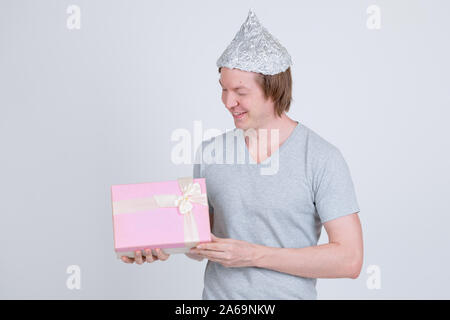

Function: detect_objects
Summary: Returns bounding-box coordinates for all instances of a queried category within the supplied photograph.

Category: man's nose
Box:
[224,94,238,109]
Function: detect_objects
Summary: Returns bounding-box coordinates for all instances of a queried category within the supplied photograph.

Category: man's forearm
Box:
[252,242,361,279]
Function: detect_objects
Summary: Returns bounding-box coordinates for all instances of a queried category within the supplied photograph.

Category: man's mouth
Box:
[232,111,247,119]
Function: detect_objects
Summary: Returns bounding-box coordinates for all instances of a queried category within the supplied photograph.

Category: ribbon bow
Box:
[174,182,203,214]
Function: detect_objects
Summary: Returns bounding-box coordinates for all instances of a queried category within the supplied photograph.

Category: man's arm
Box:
[252,212,363,279]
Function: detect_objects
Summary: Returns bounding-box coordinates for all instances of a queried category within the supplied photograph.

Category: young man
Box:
[123,9,363,300]
[187,9,363,300]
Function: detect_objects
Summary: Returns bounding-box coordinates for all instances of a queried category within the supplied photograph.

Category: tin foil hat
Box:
[216,9,292,75]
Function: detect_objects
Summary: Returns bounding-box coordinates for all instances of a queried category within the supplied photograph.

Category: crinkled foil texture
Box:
[216,9,292,75]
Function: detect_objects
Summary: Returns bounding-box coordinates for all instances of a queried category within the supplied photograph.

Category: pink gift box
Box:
[111,177,211,259]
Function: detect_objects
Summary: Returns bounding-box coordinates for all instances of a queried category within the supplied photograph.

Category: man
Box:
[123,9,363,300]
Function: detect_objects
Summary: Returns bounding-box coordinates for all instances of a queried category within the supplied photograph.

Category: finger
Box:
[155,248,167,261]
[188,250,204,259]
[194,242,226,252]
[185,252,204,261]
[193,249,228,260]
[203,255,226,266]
[145,249,155,263]
[150,249,160,260]
[200,242,225,251]
[155,248,170,261]
[121,256,134,264]
[135,250,144,265]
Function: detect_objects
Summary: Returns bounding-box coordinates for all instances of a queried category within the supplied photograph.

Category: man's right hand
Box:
[121,248,170,265]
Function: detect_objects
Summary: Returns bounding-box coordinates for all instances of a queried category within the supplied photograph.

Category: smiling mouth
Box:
[232,111,247,119]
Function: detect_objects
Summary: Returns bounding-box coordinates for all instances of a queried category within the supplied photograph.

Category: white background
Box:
[0,0,449,299]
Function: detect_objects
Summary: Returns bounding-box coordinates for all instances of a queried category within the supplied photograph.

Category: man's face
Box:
[219,67,274,130]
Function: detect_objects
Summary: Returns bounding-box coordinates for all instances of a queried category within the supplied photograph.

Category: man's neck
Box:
[256,114,296,137]
[244,113,298,148]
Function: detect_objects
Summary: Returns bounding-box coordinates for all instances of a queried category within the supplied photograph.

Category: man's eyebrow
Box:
[218,79,249,90]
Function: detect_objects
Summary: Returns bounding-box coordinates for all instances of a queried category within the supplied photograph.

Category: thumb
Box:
[210,233,221,242]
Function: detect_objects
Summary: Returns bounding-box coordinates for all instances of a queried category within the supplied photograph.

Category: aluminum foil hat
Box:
[216,9,292,75]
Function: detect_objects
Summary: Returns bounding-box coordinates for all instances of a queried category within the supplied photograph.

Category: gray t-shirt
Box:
[193,121,360,300]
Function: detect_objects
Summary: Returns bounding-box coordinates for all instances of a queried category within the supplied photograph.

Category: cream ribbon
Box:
[112,177,207,247]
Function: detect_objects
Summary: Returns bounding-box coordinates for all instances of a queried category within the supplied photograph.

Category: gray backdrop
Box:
[1,0,449,299]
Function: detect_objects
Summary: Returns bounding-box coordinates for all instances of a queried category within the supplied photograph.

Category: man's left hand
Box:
[189,233,260,268]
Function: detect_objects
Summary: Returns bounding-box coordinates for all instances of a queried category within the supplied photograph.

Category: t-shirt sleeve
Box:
[193,143,214,216]
[313,148,360,223]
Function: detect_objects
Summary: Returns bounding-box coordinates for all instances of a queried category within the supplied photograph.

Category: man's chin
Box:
[234,122,247,130]
[234,117,249,127]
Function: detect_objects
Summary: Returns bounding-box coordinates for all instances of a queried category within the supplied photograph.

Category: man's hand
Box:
[188,233,259,268]
[184,252,205,261]
[121,248,170,265]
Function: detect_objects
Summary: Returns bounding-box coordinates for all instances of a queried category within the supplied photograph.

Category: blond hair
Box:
[219,67,293,117]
